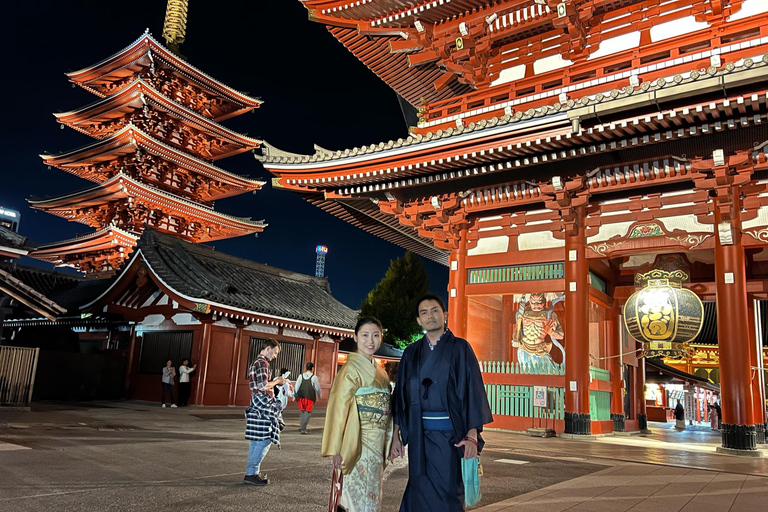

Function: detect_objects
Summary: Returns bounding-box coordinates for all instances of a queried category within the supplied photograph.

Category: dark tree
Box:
[360,251,429,348]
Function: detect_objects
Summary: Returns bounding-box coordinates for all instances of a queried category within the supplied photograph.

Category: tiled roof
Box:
[0,226,31,251]
[0,263,111,315]
[137,229,358,330]
[258,52,768,166]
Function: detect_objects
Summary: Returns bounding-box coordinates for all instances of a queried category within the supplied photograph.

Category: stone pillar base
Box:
[721,423,757,451]
[756,423,766,444]
[565,412,591,435]
[716,446,766,457]
[638,413,652,434]
[611,413,625,432]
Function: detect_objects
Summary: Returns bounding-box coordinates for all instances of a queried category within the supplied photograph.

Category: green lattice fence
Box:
[484,384,565,419]
[468,262,564,284]
[480,360,565,375]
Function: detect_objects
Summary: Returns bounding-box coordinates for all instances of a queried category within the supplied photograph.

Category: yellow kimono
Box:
[322,352,392,512]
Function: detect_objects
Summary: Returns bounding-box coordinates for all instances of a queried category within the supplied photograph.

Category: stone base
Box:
[565,412,591,435]
[559,432,614,440]
[638,413,649,432]
[613,430,643,436]
[611,413,626,433]
[527,427,556,438]
[716,446,767,458]
[721,423,757,451]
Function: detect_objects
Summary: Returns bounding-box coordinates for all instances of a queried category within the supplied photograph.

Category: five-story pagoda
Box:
[29,9,266,275]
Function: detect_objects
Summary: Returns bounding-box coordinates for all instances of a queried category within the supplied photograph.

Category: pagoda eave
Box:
[66,33,262,116]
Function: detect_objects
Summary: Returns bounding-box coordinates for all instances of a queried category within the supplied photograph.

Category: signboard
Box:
[533,386,547,408]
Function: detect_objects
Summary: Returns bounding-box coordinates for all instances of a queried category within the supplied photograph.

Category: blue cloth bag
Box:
[461,457,482,507]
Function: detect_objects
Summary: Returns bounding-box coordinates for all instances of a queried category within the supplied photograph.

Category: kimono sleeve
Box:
[464,342,493,432]
[320,364,363,474]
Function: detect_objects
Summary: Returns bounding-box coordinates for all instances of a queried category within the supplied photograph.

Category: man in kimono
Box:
[390,294,493,511]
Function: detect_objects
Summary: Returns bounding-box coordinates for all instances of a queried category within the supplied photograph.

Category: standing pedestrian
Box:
[389,294,493,512]
[322,316,392,511]
[674,400,686,430]
[243,340,286,486]
[294,362,322,434]
[161,360,177,408]
[178,359,197,406]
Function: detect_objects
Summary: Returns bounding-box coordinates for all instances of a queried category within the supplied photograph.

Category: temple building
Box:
[28,32,266,275]
[260,0,768,453]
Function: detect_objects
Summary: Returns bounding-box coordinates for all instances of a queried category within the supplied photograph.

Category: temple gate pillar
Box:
[228,321,245,406]
[694,151,757,452]
[747,298,766,443]
[608,304,625,432]
[501,295,516,362]
[543,177,591,434]
[448,230,468,338]
[637,350,651,433]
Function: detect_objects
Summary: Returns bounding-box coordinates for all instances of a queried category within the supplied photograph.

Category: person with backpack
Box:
[294,362,322,434]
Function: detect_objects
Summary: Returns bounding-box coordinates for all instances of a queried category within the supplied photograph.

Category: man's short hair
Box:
[306,362,314,371]
[263,339,280,350]
[416,293,446,315]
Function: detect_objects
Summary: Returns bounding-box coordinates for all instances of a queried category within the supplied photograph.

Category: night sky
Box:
[0,0,449,310]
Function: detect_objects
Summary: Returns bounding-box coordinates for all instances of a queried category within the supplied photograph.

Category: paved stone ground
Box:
[0,401,606,512]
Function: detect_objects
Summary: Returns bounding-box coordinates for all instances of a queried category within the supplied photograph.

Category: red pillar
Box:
[747,298,767,444]
[637,352,651,433]
[501,295,515,362]
[564,204,591,434]
[448,231,468,338]
[608,304,625,431]
[194,319,213,406]
[714,207,756,451]
[227,323,244,406]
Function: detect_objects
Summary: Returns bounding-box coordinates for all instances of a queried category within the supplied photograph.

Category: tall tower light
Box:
[315,245,328,277]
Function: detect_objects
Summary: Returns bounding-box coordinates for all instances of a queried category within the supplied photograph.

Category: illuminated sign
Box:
[316,245,328,255]
[0,208,18,218]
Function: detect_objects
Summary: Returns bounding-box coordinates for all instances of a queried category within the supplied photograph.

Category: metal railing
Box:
[0,346,40,406]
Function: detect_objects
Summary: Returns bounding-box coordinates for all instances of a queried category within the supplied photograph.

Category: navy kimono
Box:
[393,329,493,511]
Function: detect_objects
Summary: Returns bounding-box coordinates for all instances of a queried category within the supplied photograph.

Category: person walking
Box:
[178,359,197,406]
[294,362,322,434]
[161,360,177,408]
[389,294,493,512]
[322,316,393,512]
[674,400,686,430]
[243,340,286,486]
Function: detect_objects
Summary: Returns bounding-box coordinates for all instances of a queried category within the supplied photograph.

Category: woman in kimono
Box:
[322,317,392,512]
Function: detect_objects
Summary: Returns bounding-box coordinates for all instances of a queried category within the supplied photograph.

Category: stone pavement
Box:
[1,403,765,512]
[475,423,767,512]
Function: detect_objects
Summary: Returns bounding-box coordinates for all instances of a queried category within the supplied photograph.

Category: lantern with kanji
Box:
[623,269,703,358]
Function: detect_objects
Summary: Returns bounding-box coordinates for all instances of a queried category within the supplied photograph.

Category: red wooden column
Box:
[501,295,516,362]
[194,318,214,406]
[713,202,756,451]
[448,230,468,338]
[637,351,651,433]
[608,304,625,432]
[747,298,766,444]
[563,203,591,434]
[227,322,245,406]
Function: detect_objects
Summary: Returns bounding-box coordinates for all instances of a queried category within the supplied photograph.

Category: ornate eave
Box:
[0,268,68,321]
[66,32,262,121]
[41,125,265,201]
[27,173,266,242]
[54,79,262,160]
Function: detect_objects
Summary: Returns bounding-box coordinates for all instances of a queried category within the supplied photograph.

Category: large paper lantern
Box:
[623,269,703,358]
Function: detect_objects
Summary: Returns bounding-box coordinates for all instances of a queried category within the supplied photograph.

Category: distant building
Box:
[0,207,20,233]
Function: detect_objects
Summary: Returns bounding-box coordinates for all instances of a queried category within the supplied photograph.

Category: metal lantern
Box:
[623,269,703,358]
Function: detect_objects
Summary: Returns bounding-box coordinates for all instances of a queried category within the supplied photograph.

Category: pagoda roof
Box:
[0,267,68,321]
[29,225,139,265]
[84,229,358,333]
[66,32,262,121]
[54,79,262,160]
[41,125,265,201]
[27,173,266,242]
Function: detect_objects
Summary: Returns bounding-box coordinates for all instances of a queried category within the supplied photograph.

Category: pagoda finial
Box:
[162,0,189,58]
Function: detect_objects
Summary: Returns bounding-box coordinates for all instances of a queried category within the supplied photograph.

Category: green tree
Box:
[360,251,430,349]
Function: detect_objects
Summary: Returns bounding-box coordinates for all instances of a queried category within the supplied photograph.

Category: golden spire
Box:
[162,0,189,57]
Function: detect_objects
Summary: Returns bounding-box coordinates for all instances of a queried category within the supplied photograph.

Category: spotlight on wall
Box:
[485,13,498,25]
[459,22,469,36]
[552,176,563,191]
[414,20,425,33]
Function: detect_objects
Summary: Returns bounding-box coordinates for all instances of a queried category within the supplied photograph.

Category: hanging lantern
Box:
[623,269,703,358]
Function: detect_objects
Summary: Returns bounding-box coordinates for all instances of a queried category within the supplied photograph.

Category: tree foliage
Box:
[360,251,429,349]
